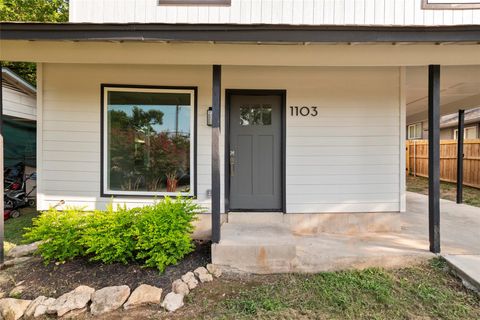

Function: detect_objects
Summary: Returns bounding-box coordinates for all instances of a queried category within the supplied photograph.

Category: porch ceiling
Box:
[406,65,480,123]
[2,23,480,67]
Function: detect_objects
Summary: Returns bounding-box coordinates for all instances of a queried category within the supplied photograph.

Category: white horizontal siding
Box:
[43,161,100,172]
[289,202,400,213]
[287,155,400,166]
[223,65,401,213]
[40,64,401,214]
[288,192,400,203]
[287,174,400,185]
[40,63,215,211]
[287,183,399,194]
[2,87,36,120]
[70,0,480,25]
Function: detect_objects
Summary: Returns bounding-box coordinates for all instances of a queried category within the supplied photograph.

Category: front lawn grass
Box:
[178,259,480,319]
[407,175,480,207]
[4,206,38,246]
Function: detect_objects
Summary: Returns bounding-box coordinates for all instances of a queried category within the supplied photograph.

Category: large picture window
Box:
[102,86,196,197]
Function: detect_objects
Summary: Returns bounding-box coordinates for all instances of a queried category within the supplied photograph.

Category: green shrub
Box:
[23,207,88,264]
[135,197,199,272]
[79,204,138,264]
[23,197,202,271]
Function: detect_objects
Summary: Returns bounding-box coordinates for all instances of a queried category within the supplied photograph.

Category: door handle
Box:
[230,150,235,176]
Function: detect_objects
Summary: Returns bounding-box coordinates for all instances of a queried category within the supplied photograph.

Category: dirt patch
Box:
[0,240,210,300]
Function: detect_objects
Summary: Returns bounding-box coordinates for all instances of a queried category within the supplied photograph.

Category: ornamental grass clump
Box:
[23,197,202,272]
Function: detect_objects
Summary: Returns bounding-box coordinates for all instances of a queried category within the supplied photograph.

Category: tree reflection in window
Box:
[106,90,192,194]
[239,104,272,126]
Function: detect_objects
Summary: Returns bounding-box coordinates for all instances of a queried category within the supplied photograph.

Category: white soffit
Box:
[406,65,480,122]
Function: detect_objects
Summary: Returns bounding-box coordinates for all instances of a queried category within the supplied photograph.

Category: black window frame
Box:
[100,84,198,198]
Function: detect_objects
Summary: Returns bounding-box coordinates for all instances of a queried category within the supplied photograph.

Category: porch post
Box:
[0,66,4,264]
[456,109,465,204]
[428,65,441,254]
[211,65,221,243]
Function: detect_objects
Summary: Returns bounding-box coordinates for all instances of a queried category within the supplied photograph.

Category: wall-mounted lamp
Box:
[207,107,213,126]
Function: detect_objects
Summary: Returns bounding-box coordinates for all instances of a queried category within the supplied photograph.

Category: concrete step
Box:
[212,243,297,274]
[226,211,403,234]
[212,222,298,273]
[227,212,284,224]
[212,223,434,274]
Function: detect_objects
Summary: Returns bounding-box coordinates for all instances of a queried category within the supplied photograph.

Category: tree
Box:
[0,0,69,84]
[0,0,68,22]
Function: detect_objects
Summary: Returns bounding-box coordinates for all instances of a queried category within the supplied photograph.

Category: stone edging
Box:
[0,263,222,319]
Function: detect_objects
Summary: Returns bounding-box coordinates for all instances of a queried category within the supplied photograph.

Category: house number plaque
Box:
[290,106,318,117]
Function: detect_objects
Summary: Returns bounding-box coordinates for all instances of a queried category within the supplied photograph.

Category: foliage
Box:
[201,258,480,320]
[135,197,198,272]
[110,107,164,132]
[1,62,37,86]
[4,206,37,245]
[23,206,87,264]
[0,0,69,84]
[23,197,202,271]
[109,108,190,193]
[79,204,138,264]
[0,0,69,22]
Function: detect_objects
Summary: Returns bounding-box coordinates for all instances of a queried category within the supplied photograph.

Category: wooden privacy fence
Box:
[406,139,480,189]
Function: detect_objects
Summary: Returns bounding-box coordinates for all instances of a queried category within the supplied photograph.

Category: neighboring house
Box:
[1,67,36,168]
[1,0,480,269]
[407,107,480,140]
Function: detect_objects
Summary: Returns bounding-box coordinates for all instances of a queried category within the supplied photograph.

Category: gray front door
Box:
[229,93,282,211]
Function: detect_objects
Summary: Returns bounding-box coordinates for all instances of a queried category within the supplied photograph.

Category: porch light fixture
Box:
[207,107,213,126]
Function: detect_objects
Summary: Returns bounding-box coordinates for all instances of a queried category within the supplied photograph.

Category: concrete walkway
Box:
[212,192,480,273]
[401,192,480,255]
[443,254,480,292]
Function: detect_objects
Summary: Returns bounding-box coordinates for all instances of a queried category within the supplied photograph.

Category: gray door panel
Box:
[229,94,282,210]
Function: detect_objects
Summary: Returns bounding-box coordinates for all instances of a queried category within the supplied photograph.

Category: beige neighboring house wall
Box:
[2,68,36,121]
[2,68,37,197]
[407,107,480,140]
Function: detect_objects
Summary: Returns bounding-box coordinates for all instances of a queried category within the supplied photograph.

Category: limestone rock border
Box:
[0,263,222,318]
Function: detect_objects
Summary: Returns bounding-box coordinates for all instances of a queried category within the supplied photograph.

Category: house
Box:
[1,0,480,272]
[1,67,36,168]
[407,107,480,140]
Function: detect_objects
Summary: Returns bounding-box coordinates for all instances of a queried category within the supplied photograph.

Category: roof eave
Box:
[1,67,37,95]
[1,22,480,43]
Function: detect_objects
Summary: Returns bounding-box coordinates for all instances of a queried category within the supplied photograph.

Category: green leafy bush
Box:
[135,197,198,272]
[23,197,202,271]
[23,207,88,263]
[79,205,138,264]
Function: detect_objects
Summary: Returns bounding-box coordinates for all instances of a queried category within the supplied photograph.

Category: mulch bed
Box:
[0,240,211,300]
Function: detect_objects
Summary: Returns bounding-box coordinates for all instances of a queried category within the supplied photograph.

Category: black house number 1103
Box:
[290,106,318,117]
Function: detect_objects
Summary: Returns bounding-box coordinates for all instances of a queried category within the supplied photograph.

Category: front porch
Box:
[212,192,480,273]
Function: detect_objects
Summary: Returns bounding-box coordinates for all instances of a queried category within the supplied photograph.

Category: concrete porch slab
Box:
[212,192,480,274]
[212,223,434,274]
